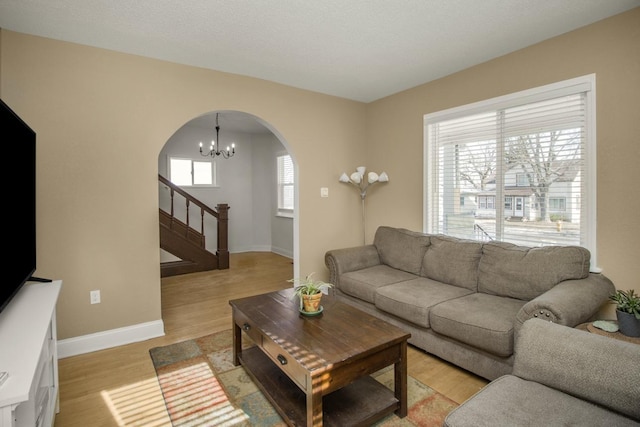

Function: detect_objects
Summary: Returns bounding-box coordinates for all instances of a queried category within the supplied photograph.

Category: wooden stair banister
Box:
[216,201,229,269]
[158,174,230,275]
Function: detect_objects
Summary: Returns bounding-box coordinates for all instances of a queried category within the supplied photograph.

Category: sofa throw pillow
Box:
[422,235,482,290]
[374,226,431,275]
[478,241,591,300]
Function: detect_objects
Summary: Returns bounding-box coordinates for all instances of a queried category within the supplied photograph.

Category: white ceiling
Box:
[1,0,638,105]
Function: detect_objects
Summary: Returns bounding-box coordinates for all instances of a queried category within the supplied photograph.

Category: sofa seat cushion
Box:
[430,293,526,357]
[339,265,417,303]
[443,375,639,427]
[374,278,474,328]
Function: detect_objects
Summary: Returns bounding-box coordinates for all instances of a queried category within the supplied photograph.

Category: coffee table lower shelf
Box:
[238,346,399,426]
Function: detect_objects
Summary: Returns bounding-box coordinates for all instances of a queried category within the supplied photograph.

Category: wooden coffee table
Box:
[229,289,410,426]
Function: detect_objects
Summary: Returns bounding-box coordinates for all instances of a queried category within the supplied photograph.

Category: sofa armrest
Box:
[515,273,615,332]
[514,319,640,420]
[324,245,381,287]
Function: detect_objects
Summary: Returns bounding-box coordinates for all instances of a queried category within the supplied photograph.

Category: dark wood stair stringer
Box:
[159,174,229,277]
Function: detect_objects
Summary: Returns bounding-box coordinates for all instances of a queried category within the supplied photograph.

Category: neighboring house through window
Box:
[277,154,294,217]
[424,74,596,266]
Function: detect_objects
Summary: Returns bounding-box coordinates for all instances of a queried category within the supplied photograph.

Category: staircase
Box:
[159,174,229,277]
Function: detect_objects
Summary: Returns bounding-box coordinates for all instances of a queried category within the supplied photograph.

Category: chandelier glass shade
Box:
[199,113,236,159]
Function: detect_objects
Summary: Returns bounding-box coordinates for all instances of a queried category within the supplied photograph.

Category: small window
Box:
[516,174,528,186]
[549,197,566,211]
[169,157,217,187]
[487,196,495,209]
[504,196,513,210]
[479,196,487,209]
[277,154,294,216]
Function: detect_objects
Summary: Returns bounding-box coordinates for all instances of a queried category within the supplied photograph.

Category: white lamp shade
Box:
[356,166,366,176]
[378,172,389,182]
[339,173,350,183]
[350,172,362,184]
[367,172,379,183]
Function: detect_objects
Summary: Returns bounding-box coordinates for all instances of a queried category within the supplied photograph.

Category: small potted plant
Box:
[608,289,640,337]
[288,272,333,314]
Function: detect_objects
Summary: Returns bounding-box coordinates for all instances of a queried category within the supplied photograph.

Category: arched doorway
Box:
[157,111,298,278]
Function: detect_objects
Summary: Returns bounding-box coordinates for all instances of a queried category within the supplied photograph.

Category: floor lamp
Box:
[339,167,389,245]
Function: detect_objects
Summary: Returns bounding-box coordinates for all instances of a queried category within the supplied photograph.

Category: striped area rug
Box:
[149,329,457,426]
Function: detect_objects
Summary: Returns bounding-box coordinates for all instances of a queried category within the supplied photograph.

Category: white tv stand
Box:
[0,280,62,427]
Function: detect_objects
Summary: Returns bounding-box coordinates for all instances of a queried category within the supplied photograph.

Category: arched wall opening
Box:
[157,110,299,280]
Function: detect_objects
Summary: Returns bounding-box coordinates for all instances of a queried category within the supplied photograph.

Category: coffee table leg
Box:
[307,377,324,426]
[232,318,241,366]
[394,340,408,417]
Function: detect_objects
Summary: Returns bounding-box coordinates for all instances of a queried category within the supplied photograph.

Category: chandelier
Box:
[199,113,236,159]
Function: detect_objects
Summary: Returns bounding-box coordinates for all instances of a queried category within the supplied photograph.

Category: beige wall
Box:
[366,8,640,317]
[0,30,367,339]
[0,8,637,339]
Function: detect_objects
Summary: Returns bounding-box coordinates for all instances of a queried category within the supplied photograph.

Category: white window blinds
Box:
[425,76,595,260]
[277,154,294,212]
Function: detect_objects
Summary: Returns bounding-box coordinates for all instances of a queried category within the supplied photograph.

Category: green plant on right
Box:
[609,289,640,320]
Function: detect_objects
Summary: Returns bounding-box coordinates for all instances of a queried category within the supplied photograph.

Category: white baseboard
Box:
[271,246,293,259]
[58,320,165,358]
[230,247,293,258]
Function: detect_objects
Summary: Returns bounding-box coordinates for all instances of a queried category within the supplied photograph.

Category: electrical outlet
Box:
[90,290,101,304]
[320,187,329,197]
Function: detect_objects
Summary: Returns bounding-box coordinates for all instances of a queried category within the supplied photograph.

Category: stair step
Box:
[160,260,210,277]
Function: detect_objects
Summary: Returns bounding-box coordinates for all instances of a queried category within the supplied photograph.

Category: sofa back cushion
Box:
[478,242,591,300]
[422,235,482,290]
[374,226,431,275]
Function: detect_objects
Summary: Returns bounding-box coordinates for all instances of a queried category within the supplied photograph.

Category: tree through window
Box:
[424,75,596,265]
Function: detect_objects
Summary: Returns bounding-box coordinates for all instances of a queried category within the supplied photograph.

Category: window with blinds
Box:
[424,75,596,264]
[277,154,294,216]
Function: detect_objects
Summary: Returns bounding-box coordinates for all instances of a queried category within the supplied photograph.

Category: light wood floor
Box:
[54,252,487,426]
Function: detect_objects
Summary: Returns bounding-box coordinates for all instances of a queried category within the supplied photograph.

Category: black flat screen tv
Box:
[0,98,37,314]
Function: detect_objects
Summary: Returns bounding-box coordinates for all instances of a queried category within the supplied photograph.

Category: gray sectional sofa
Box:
[324,226,615,380]
[443,318,640,426]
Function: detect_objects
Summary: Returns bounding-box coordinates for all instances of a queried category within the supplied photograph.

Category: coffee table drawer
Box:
[234,311,263,345]
[262,337,308,390]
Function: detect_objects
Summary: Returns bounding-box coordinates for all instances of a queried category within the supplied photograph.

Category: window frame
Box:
[487,196,495,210]
[516,173,528,187]
[504,196,513,211]
[549,197,567,212]
[277,153,294,218]
[168,156,218,187]
[424,74,597,268]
